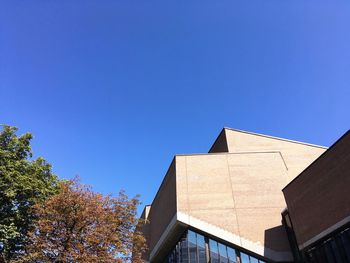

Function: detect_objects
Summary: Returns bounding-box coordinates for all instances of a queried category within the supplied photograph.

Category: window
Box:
[197,233,206,263]
[209,239,219,263]
[227,247,237,263]
[180,234,189,263]
[188,231,197,263]
[164,230,268,263]
[304,227,350,263]
[240,253,250,263]
[218,243,228,263]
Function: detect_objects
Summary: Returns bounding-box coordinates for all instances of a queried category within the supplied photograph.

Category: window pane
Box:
[317,245,328,263]
[176,243,181,263]
[306,250,318,263]
[197,233,205,248]
[197,234,206,263]
[218,243,228,263]
[188,230,197,245]
[209,239,219,263]
[324,241,336,263]
[163,229,272,263]
[227,247,237,263]
[180,234,189,263]
[188,231,197,263]
[340,229,350,261]
[330,239,343,263]
[240,253,250,263]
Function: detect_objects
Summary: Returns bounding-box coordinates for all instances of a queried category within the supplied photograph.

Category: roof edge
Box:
[224,127,328,149]
[282,129,350,191]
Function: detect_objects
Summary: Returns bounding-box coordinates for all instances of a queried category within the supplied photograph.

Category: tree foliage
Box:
[24,179,146,263]
[0,125,59,261]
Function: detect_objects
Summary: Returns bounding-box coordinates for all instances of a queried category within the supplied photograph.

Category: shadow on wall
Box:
[264,225,292,259]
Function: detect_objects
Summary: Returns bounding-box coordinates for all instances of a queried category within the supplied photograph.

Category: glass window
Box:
[330,239,343,263]
[240,253,250,263]
[188,230,197,244]
[227,247,237,263]
[306,250,318,263]
[315,246,327,263]
[209,239,219,263]
[340,229,350,261]
[197,233,206,263]
[218,243,228,263]
[163,229,271,263]
[188,231,197,263]
[180,234,189,263]
[324,241,336,263]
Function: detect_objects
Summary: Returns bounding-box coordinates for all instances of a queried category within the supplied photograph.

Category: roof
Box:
[223,127,327,149]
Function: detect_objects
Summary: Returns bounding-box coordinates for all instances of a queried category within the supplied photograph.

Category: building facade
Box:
[140,128,349,263]
[282,130,350,262]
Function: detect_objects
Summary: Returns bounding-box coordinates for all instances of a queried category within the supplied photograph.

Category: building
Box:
[140,128,349,263]
[282,130,350,262]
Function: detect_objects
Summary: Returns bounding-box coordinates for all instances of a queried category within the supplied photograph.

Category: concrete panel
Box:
[175,156,189,212]
[224,128,326,181]
[227,153,288,209]
[236,207,291,252]
[181,155,235,211]
[189,209,239,234]
[176,152,291,256]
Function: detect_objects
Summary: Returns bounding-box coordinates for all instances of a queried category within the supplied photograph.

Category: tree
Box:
[24,179,146,263]
[0,125,59,262]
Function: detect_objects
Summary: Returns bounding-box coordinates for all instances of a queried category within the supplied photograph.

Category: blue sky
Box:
[1,0,349,211]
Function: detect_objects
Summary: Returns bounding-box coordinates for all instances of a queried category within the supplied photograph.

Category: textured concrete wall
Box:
[283,131,350,247]
[175,130,325,260]
[176,152,291,255]
[224,129,326,181]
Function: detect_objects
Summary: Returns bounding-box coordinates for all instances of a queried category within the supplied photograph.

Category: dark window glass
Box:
[197,233,206,263]
[188,230,196,244]
[335,235,348,262]
[176,244,181,263]
[315,246,327,263]
[330,239,343,263]
[340,229,350,261]
[324,241,336,263]
[188,231,197,263]
[240,253,250,263]
[209,239,219,263]
[218,243,228,263]
[163,229,270,263]
[181,235,189,263]
[227,247,237,263]
[303,228,350,263]
[306,248,316,263]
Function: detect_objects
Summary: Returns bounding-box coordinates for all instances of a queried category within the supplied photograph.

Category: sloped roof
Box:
[209,127,327,153]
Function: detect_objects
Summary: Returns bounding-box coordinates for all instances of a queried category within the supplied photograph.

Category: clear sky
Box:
[1,0,349,211]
